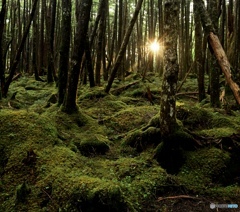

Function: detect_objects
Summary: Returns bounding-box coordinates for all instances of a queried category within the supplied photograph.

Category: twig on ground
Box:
[158,195,200,202]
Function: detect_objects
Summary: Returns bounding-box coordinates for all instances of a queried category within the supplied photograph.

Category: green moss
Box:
[78,87,107,100]
[123,127,161,151]
[206,185,240,199]
[105,106,158,133]
[15,182,31,203]
[75,134,110,156]
[198,127,238,137]
[177,105,213,130]
[1,75,240,211]
[178,148,231,192]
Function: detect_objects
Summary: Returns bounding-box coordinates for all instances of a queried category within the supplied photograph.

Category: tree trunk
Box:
[159,0,179,136]
[47,0,57,83]
[84,35,95,88]
[208,0,220,107]
[32,1,41,81]
[105,0,144,93]
[95,0,107,86]
[62,0,92,114]
[0,0,6,99]
[106,1,118,77]
[194,2,205,102]
[58,0,71,105]
[39,0,46,76]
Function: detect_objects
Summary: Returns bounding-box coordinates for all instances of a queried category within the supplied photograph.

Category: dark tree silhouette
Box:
[62,0,92,113]
[58,0,71,105]
[0,0,6,99]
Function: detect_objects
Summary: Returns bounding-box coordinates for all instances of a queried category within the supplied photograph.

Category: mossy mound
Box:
[78,86,107,101]
[177,105,214,130]
[178,148,231,193]
[74,134,110,156]
[42,175,127,212]
[7,77,53,110]
[104,106,158,134]
[123,127,161,151]
[0,107,169,212]
[177,105,240,137]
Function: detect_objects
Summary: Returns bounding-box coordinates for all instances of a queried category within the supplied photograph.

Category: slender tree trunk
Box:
[58,0,71,105]
[0,0,6,98]
[194,2,205,102]
[47,0,57,83]
[158,0,164,75]
[32,1,42,81]
[209,0,220,107]
[117,0,124,80]
[95,0,107,85]
[106,1,118,76]
[62,0,92,113]
[105,0,144,93]
[159,0,179,136]
[39,0,46,75]
[234,0,240,72]
[84,35,95,87]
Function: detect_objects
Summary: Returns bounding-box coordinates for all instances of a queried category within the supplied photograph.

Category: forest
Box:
[0,0,240,211]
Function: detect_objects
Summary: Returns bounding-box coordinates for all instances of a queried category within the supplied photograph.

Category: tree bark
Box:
[84,35,95,88]
[194,2,205,102]
[0,0,6,98]
[47,0,57,83]
[208,0,220,108]
[62,0,92,113]
[105,0,144,93]
[58,0,71,105]
[39,0,46,76]
[159,0,180,136]
[95,0,107,86]
[208,32,240,104]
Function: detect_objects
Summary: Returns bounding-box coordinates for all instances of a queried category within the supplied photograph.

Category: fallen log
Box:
[111,80,140,95]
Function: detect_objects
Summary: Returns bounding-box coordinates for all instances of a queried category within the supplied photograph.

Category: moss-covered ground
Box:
[0,74,240,211]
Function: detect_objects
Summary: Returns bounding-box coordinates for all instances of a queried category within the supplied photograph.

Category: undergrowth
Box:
[0,75,240,211]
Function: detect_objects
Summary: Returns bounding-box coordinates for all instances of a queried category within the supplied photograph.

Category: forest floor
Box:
[0,73,240,212]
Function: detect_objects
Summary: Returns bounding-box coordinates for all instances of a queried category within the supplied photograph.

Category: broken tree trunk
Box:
[193,0,240,104]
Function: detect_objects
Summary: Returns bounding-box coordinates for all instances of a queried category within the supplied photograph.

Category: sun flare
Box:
[149,40,160,53]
